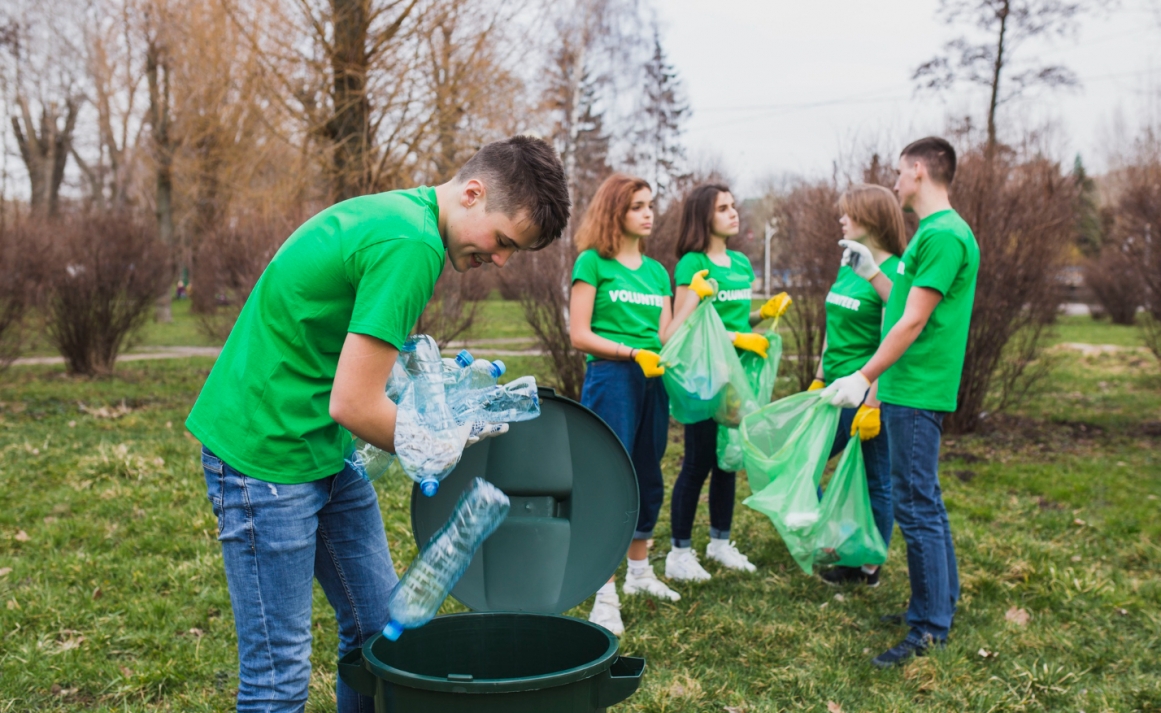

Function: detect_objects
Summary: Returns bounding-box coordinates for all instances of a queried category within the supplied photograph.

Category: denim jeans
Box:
[202,447,397,713]
[881,404,959,643]
[580,359,669,540]
[827,407,894,549]
[670,419,736,547]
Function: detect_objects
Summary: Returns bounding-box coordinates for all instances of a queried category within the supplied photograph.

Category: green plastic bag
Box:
[718,331,783,470]
[812,438,888,569]
[660,300,754,425]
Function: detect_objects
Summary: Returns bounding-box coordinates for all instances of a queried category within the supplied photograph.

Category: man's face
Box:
[445,180,541,273]
[894,156,921,212]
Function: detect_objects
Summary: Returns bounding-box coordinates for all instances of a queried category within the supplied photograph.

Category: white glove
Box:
[462,421,509,447]
[838,240,881,280]
[822,370,871,409]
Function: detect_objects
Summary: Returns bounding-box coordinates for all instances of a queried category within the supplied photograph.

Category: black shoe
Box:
[821,566,880,587]
[872,638,929,668]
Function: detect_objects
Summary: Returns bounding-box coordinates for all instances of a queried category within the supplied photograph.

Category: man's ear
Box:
[460,178,485,209]
[911,160,927,182]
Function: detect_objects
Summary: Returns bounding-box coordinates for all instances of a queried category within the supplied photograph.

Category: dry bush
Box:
[769,181,843,390]
[414,270,484,349]
[1109,158,1161,360]
[191,216,293,341]
[1084,241,1141,326]
[507,244,586,399]
[947,150,1079,432]
[0,224,42,370]
[37,212,171,376]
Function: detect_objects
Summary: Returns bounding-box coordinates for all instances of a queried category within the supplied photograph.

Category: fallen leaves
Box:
[14,530,29,542]
[827,702,844,713]
[1005,607,1031,626]
[978,648,998,659]
[77,400,133,420]
[0,567,11,577]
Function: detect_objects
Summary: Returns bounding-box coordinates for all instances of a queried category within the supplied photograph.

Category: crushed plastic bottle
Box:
[345,438,395,483]
[382,478,510,641]
[453,375,541,424]
[446,358,507,420]
[442,350,475,382]
[393,384,464,497]
[398,335,459,432]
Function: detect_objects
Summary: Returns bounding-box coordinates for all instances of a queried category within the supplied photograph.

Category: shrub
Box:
[1109,158,1161,360]
[0,223,40,370]
[507,244,586,399]
[1084,241,1141,326]
[39,212,171,376]
[414,270,483,349]
[947,150,1079,432]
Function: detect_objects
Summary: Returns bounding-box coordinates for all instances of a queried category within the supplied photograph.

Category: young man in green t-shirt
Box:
[826,136,980,668]
[185,136,569,712]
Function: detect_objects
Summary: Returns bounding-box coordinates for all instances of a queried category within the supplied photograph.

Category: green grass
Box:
[1044,315,1146,348]
[2,319,1160,711]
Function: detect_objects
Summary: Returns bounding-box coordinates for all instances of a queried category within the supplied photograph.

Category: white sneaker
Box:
[623,566,681,602]
[706,539,757,573]
[665,547,712,582]
[588,591,624,636]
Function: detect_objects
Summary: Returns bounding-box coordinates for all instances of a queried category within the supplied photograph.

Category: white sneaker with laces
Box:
[665,547,712,582]
[706,539,757,572]
[622,566,681,601]
[588,590,624,635]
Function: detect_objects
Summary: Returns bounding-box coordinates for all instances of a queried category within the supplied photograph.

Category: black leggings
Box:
[670,419,736,547]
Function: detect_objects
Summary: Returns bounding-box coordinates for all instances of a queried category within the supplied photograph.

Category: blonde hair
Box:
[837,184,908,257]
[574,174,651,259]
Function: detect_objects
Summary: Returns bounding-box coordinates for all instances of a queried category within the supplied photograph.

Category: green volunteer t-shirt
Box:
[879,209,979,412]
[823,255,900,382]
[186,187,446,483]
[571,250,671,362]
[674,250,756,333]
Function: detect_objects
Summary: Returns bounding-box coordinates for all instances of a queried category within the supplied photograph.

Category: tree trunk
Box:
[328,0,372,201]
[147,38,177,323]
[986,0,1009,160]
[10,97,78,217]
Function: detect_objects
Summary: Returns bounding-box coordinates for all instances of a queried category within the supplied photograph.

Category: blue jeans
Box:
[580,360,669,540]
[670,419,736,547]
[881,404,959,644]
[202,447,397,713]
[827,407,894,549]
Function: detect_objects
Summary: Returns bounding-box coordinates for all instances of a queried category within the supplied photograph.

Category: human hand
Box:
[633,349,665,377]
[759,292,792,320]
[850,404,881,441]
[822,370,871,409]
[689,269,716,300]
[807,378,825,391]
[838,240,881,280]
[732,332,770,359]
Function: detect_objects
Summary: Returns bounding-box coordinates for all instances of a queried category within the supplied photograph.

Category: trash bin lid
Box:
[411,387,639,615]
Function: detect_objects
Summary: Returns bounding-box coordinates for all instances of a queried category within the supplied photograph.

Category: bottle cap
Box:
[491,360,506,377]
[420,478,439,497]
[400,338,417,352]
[455,350,474,368]
[382,620,404,641]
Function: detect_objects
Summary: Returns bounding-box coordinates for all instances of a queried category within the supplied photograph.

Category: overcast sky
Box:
[655,0,1161,195]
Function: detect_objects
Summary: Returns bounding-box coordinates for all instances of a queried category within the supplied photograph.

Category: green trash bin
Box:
[339,388,646,712]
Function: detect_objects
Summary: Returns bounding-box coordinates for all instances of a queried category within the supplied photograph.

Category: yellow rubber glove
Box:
[759,292,792,320]
[688,269,716,300]
[807,378,825,391]
[850,404,881,441]
[732,332,769,359]
[633,349,665,377]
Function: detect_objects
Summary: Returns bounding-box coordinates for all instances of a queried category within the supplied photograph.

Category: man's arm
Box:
[859,286,942,382]
[330,333,400,452]
[868,272,893,302]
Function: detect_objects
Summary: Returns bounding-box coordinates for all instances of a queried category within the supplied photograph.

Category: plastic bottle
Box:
[442,350,474,382]
[382,478,510,641]
[453,375,541,424]
[392,383,463,497]
[447,359,506,414]
[397,335,458,432]
[345,438,395,483]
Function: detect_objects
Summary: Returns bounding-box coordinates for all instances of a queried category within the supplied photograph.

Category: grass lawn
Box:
[1,319,1159,711]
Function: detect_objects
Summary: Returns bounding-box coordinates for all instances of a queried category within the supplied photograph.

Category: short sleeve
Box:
[674,253,703,286]
[737,252,756,280]
[347,238,445,349]
[571,250,600,287]
[650,260,673,296]
[911,234,966,296]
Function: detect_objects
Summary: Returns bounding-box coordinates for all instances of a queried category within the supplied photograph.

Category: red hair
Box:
[574,174,651,259]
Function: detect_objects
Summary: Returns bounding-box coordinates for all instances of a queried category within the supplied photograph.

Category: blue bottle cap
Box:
[491,360,506,377]
[382,620,404,641]
[400,338,417,352]
[455,350,474,368]
[420,478,439,497]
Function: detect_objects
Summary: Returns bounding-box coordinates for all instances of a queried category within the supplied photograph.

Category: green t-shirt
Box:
[674,250,756,333]
[571,250,671,362]
[879,209,979,412]
[186,187,446,483]
[823,256,900,382]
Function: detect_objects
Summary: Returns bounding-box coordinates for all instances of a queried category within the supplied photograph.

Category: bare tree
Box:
[913,0,1104,156]
[625,25,688,204]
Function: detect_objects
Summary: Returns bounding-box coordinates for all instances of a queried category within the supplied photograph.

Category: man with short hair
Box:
[186,136,570,712]
[826,136,979,667]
